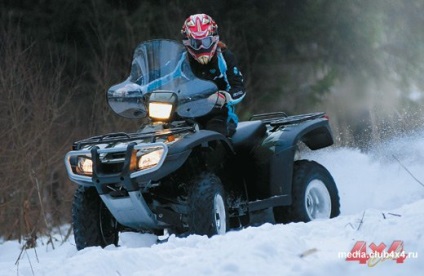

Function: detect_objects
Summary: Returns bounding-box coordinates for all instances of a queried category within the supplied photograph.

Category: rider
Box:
[181,13,246,137]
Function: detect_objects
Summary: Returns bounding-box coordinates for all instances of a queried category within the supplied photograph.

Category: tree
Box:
[0,23,76,239]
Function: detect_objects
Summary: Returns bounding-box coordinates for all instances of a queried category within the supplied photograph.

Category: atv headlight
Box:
[76,157,93,175]
[149,102,173,120]
[148,92,177,121]
[138,148,165,170]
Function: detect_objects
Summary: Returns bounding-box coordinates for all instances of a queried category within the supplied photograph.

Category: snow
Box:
[1,132,424,275]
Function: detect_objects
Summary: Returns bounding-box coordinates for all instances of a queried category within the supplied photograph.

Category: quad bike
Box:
[64,39,340,250]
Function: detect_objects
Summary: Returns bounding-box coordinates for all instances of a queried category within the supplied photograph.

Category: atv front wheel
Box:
[274,160,340,223]
[187,172,229,237]
[72,186,119,250]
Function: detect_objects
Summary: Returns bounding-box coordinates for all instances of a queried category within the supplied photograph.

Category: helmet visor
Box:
[184,36,218,50]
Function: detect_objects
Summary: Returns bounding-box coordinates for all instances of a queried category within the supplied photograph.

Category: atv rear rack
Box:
[250,112,326,127]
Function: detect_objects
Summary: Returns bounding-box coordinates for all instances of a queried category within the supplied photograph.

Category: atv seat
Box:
[232,120,267,152]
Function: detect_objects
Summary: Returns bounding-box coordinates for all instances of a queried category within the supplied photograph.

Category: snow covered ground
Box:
[1,131,424,276]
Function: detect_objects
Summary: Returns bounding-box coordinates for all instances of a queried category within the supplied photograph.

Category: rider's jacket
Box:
[188,47,245,125]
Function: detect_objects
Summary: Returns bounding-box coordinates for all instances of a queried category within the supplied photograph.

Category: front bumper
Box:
[64,142,168,185]
[65,142,171,229]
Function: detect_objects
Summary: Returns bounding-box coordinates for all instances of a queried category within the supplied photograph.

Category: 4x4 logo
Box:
[346,240,407,267]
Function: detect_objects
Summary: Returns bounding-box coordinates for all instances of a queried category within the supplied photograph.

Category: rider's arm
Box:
[222,50,245,104]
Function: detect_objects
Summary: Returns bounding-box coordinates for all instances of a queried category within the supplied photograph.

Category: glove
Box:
[208,91,227,109]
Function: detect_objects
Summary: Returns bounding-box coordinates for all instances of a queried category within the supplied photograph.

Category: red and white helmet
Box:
[181,14,219,65]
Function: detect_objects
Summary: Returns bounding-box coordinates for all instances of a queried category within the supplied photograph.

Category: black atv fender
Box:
[134,129,234,185]
[258,117,333,202]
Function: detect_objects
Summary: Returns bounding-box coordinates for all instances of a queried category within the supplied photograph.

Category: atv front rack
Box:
[72,125,195,150]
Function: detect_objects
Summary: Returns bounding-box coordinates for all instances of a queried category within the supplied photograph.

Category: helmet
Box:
[181,14,219,65]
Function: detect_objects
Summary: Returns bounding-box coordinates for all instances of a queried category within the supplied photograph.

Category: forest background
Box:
[1,0,423,240]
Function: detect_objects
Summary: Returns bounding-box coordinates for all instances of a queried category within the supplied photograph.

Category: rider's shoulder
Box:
[218,42,236,60]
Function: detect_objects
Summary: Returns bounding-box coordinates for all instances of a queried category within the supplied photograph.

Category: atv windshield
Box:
[107,39,218,119]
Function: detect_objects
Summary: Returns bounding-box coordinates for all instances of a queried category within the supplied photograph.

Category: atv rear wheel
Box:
[72,186,119,250]
[274,160,340,223]
[187,172,229,237]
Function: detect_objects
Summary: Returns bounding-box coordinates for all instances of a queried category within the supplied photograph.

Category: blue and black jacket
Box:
[188,46,246,127]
